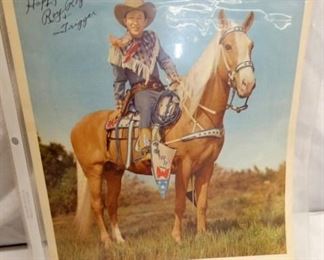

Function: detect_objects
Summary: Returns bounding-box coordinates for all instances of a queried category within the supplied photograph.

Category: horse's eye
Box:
[224,44,232,51]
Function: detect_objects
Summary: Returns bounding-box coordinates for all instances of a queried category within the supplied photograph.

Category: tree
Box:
[39,139,75,187]
[38,137,77,216]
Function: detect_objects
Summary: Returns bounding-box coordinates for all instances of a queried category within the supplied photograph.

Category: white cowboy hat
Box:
[114,0,156,28]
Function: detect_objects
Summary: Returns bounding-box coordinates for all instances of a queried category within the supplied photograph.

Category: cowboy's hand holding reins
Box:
[169,70,181,86]
[168,74,182,97]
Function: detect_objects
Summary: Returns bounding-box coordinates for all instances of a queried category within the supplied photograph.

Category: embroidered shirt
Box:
[108,30,178,103]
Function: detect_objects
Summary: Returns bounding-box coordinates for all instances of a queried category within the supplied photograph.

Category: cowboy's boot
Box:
[135,128,152,161]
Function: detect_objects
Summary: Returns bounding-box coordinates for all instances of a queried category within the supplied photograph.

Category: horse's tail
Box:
[74,162,93,237]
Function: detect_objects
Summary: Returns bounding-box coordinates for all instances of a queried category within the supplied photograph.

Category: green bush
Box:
[38,137,77,216]
[47,167,77,216]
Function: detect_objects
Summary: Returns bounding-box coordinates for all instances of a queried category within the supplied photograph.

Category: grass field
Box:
[53,164,286,260]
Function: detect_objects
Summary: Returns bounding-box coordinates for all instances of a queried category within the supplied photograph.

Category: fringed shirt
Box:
[108,30,178,103]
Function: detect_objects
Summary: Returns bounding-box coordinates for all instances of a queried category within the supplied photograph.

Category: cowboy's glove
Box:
[169,74,182,93]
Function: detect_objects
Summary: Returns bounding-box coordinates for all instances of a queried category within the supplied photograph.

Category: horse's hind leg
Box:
[104,164,125,243]
[195,165,213,234]
[86,164,112,248]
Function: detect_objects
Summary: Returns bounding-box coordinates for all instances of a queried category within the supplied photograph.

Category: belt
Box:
[131,80,165,94]
[119,80,165,117]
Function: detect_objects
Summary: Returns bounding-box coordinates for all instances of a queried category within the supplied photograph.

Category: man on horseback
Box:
[108,0,181,161]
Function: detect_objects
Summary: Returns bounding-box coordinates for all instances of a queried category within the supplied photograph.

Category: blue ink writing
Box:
[25,0,94,36]
[26,0,57,14]
[53,11,96,35]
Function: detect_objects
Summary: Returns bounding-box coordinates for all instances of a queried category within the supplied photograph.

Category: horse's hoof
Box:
[116,237,126,244]
[195,230,212,242]
[175,239,182,246]
[101,237,112,250]
[111,228,126,244]
[171,232,182,245]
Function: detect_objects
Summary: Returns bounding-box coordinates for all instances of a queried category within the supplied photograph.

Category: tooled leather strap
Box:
[219,26,245,44]
[131,80,164,93]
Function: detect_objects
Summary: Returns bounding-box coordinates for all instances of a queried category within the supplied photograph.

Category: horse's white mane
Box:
[178,21,240,115]
[179,33,221,115]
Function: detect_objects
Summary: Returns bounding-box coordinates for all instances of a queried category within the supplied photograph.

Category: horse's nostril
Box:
[242,79,248,88]
[242,79,256,90]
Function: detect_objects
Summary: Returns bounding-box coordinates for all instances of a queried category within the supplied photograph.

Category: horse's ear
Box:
[218,9,229,29]
[242,12,254,32]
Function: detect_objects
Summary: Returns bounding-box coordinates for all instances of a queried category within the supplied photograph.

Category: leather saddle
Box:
[105,88,181,167]
[106,88,181,135]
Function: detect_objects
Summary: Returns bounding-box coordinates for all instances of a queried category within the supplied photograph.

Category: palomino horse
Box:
[71,10,256,247]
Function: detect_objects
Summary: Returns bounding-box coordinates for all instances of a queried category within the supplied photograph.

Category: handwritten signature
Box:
[26,0,55,14]
[53,11,96,35]
[26,0,95,35]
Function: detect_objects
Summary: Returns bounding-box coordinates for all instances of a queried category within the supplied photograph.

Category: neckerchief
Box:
[109,30,160,83]
[122,31,157,66]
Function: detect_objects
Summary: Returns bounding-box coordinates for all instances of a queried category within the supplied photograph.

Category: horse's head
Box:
[218,10,256,99]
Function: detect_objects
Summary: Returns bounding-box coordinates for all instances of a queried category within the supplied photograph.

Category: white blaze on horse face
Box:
[235,32,256,98]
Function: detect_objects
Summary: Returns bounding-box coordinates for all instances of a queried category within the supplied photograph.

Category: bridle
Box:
[165,26,255,145]
[219,26,255,113]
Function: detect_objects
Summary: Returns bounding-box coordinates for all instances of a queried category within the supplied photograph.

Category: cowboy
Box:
[108,0,180,160]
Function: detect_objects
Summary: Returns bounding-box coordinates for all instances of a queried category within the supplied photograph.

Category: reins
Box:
[195,26,255,115]
[220,26,254,113]
[188,26,255,117]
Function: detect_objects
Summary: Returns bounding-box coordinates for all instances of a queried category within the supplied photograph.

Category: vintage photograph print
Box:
[2,0,311,259]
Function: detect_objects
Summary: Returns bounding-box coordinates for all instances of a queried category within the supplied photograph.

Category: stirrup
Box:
[135,149,151,162]
[141,146,151,156]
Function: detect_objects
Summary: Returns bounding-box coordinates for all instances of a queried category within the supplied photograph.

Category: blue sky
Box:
[14,0,305,170]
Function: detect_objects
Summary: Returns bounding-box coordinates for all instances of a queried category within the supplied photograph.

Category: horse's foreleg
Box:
[86,165,111,248]
[172,159,192,244]
[104,168,125,244]
[195,165,213,234]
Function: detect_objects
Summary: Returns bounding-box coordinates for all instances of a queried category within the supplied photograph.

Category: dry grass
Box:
[53,164,286,259]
